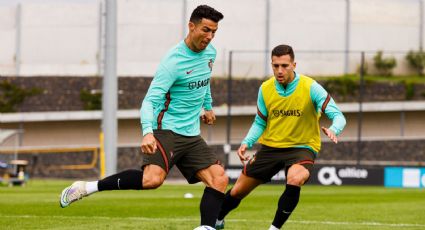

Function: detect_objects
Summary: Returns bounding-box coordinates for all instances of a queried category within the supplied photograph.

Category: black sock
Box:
[200,187,225,227]
[98,169,143,191]
[217,189,242,220]
[271,184,301,229]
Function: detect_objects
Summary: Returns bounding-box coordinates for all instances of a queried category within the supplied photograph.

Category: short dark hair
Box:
[271,45,295,61]
[190,5,224,24]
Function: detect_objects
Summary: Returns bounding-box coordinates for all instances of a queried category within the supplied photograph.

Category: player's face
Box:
[188,18,218,52]
[271,55,296,85]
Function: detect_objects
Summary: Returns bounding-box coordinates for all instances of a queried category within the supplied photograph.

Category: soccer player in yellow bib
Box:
[216,45,346,230]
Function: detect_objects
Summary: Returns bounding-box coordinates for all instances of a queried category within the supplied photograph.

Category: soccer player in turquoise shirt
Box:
[140,36,216,136]
[60,5,227,228]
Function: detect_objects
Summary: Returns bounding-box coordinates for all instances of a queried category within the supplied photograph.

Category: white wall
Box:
[20,2,99,76]
[0,5,17,75]
[269,0,347,76]
[0,0,422,77]
[117,0,183,76]
[351,0,419,51]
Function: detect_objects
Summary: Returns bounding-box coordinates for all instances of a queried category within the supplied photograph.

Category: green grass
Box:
[1,180,425,229]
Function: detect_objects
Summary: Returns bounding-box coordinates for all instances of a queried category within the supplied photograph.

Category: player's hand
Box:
[237,144,250,162]
[201,110,216,125]
[321,127,338,144]
[141,133,157,154]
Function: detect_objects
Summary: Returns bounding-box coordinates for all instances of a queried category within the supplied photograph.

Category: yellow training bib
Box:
[258,75,321,152]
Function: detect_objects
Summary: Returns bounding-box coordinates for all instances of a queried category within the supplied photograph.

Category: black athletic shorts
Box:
[243,145,316,183]
[141,129,220,184]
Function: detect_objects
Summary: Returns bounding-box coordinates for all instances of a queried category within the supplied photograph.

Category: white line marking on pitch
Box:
[3,215,425,228]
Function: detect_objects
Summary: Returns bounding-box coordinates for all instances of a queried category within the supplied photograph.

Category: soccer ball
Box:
[184,192,194,198]
[193,225,216,230]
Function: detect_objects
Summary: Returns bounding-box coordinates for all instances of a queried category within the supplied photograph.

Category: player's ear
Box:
[188,21,195,32]
[293,62,297,69]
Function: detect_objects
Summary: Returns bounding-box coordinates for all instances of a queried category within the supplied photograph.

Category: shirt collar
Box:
[275,71,299,90]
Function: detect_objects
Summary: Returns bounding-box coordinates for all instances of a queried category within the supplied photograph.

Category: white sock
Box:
[216,219,224,225]
[85,181,99,195]
[268,225,280,230]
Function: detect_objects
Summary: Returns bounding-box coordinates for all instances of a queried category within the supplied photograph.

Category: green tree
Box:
[373,51,396,76]
[0,80,42,112]
[406,50,425,76]
[80,89,102,110]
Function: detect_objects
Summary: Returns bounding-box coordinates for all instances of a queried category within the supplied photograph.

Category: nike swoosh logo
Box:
[186,70,194,74]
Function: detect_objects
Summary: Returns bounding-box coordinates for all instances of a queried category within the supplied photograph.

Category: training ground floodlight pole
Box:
[344,0,351,74]
[420,0,424,51]
[224,51,234,163]
[15,4,22,76]
[102,0,118,177]
[356,52,365,166]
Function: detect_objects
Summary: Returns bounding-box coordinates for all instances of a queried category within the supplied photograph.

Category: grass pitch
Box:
[1,180,424,229]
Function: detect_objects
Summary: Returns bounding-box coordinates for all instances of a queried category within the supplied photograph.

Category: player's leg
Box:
[196,164,229,227]
[60,130,173,208]
[217,145,281,229]
[270,149,314,230]
[60,166,168,208]
[196,164,228,192]
[60,167,164,208]
[215,173,262,229]
[175,135,227,228]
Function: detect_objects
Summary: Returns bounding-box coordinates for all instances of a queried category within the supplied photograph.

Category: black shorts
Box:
[243,145,316,183]
[141,130,220,184]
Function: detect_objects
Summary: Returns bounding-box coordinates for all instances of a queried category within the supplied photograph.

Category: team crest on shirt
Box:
[208,59,213,71]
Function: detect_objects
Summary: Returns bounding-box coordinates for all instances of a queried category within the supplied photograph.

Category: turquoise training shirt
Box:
[141,40,215,137]
[242,72,347,153]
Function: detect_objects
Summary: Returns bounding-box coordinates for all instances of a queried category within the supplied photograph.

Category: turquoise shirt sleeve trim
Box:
[310,81,346,136]
[242,85,267,148]
[140,64,177,136]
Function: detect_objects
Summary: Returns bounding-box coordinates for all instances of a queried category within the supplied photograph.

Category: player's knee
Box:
[230,186,248,199]
[142,174,164,189]
[211,171,228,192]
[286,175,307,186]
